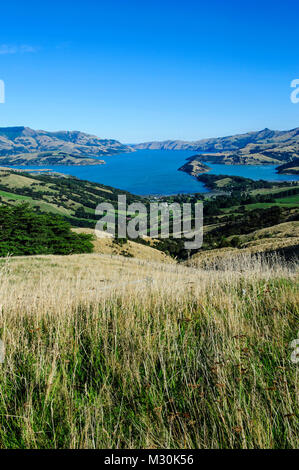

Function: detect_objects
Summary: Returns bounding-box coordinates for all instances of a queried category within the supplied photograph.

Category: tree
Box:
[0,203,94,257]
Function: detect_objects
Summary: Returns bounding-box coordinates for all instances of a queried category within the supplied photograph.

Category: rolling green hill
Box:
[0,167,143,228]
[0,167,298,261]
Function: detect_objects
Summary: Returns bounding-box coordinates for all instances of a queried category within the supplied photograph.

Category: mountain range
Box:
[135,128,299,173]
[1,126,299,170]
[133,128,299,154]
[0,127,133,164]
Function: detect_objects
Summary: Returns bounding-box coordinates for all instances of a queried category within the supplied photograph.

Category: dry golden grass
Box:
[187,241,298,269]
[0,252,298,449]
[73,228,174,263]
[246,221,299,239]
[187,221,299,269]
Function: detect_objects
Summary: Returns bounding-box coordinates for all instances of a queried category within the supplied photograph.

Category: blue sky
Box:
[0,0,298,142]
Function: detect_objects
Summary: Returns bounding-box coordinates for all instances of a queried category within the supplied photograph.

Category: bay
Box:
[7,149,299,196]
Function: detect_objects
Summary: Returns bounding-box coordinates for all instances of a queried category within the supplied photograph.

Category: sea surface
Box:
[8,149,299,196]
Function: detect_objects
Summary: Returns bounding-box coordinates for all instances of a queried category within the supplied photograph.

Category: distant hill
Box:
[0,151,106,166]
[134,127,299,166]
[276,157,299,175]
[0,127,133,163]
[134,128,299,152]
[178,159,210,177]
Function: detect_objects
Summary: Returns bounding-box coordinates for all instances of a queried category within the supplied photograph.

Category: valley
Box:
[0,131,298,450]
[0,166,298,261]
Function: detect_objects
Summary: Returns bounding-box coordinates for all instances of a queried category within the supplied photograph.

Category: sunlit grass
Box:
[0,253,298,448]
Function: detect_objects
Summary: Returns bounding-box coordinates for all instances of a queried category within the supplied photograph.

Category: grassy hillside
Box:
[135,127,299,166]
[0,166,297,449]
[0,126,133,158]
[0,167,298,262]
[178,159,211,176]
[276,158,299,175]
[0,168,143,228]
[182,151,283,168]
[0,169,176,261]
[192,173,299,192]
[187,223,299,269]
[169,129,299,178]
[73,227,174,263]
[0,151,106,166]
[157,185,299,259]
[0,252,297,448]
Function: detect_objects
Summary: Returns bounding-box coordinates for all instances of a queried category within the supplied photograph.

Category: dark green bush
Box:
[0,203,94,256]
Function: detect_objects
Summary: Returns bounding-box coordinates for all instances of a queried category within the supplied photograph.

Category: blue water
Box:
[7,149,299,195]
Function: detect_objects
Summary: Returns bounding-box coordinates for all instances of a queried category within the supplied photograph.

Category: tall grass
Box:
[0,253,298,448]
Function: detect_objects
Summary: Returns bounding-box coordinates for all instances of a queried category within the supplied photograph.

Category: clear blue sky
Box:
[0,0,298,142]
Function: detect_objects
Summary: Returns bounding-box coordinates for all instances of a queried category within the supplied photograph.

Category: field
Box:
[0,252,298,449]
